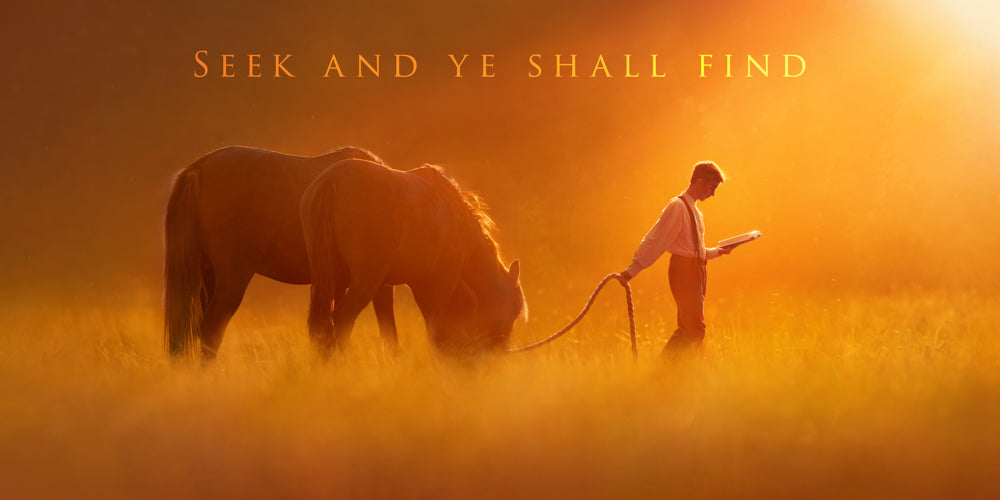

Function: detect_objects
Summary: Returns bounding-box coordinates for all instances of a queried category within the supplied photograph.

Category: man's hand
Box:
[618,270,632,282]
[719,245,734,255]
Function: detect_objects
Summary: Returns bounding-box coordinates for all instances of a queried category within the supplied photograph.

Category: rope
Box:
[507,273,638,361]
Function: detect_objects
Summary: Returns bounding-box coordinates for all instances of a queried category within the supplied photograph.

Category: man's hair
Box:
[690,161,725,184]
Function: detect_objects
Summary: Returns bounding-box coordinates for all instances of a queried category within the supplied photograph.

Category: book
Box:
[719,230,762,249]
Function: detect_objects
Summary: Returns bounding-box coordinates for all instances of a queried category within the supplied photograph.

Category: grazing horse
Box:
[300,159,526,356]
[163,146,394,360]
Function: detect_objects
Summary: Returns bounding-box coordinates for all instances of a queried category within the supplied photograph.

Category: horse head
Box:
[434,259,526,356]
[477,259,526,349]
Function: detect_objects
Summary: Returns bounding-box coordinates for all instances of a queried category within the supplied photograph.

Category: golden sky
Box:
[1,0,998,305]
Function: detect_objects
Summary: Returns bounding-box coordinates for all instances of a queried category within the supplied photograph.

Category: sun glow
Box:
[898,0,1000,55]
[936,0,1000,51]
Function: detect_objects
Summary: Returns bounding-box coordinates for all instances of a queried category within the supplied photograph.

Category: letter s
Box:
[194,50,208,78]
[528,54,542,78]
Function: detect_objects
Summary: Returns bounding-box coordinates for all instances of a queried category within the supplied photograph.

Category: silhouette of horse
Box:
[163,146,394,360]
[300,159,526,356]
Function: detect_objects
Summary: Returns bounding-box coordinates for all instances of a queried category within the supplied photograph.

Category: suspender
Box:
[678,195,705,263]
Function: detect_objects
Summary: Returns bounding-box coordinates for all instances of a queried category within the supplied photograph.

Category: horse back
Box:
[302,160,463,286]
[185,146,377,283]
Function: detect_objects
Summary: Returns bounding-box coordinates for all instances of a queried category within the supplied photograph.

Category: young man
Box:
[619,161,732,356]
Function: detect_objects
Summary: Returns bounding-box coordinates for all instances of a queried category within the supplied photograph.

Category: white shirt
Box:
[624,193,722,278]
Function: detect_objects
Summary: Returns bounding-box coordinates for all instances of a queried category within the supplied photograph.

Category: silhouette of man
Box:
[618,161,732,357]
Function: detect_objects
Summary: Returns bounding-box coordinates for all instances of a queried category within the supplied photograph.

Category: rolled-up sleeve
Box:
[625,201,683,277]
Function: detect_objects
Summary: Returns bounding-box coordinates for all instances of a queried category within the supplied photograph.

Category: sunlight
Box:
[920,0,1000,53]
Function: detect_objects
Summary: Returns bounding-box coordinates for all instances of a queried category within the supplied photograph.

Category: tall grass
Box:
[1,291,998,499]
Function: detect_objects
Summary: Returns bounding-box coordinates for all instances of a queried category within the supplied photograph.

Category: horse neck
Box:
[461,235,504,298]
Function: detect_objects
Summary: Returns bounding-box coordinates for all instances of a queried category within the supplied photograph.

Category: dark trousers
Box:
[663,254,707,355]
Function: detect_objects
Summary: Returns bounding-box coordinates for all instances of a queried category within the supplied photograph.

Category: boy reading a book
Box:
[619,161,733,357]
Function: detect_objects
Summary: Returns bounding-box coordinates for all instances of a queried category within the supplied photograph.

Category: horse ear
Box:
[508,259,520,282]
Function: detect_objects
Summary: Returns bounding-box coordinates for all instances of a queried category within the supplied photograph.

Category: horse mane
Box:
[412,165,527,324]
[414,164,501,257]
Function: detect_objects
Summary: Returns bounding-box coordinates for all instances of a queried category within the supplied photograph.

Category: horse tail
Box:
[301,177,341,332]
[163,167,205,360]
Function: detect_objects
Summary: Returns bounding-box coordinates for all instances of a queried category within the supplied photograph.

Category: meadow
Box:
[2,287,998,499]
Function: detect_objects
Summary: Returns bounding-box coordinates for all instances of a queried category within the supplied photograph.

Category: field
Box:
[2,287,999,499]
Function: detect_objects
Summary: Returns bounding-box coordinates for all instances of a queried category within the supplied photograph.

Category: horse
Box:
[300,159,526,356]
[163,145,399,360]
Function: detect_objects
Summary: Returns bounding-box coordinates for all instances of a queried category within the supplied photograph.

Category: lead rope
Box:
[506,273,638,361]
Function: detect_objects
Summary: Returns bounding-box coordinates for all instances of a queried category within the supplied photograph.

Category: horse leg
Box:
[201,272,252,361]
[372,284,399,351]
[332,277,384,351]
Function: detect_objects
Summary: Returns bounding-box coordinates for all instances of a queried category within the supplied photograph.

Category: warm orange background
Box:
[2,0,998,310]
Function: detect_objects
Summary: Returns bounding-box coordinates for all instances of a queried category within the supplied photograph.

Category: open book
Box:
[719,230,762,249]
